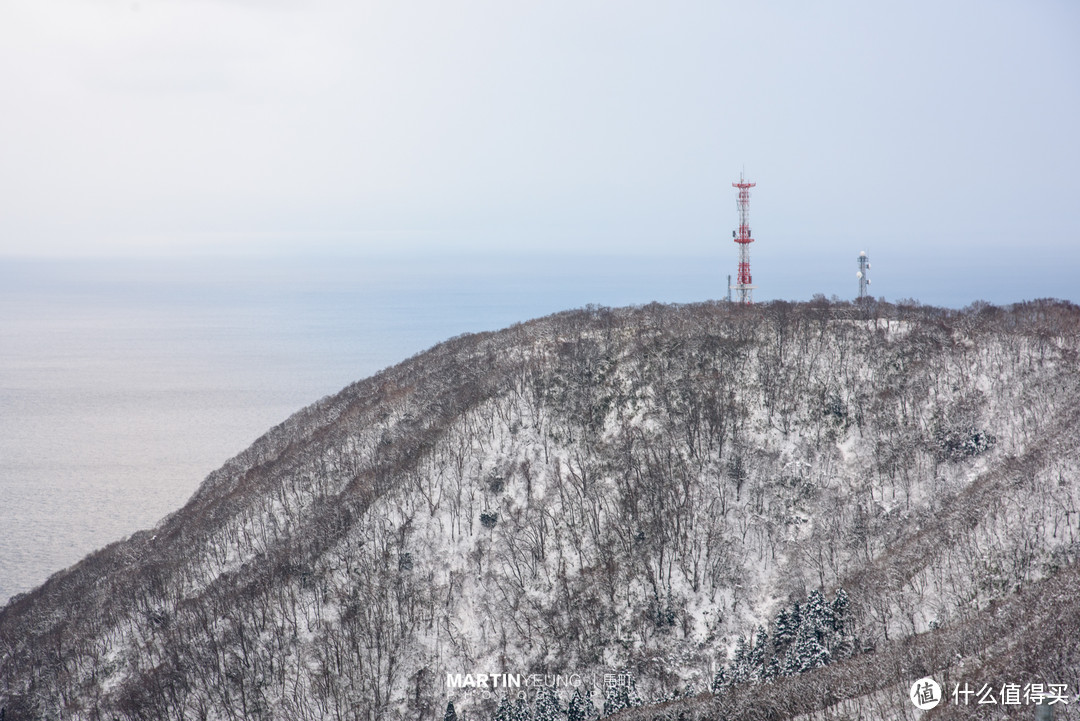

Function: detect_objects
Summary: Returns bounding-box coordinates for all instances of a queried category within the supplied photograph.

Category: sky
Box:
[1,0,1078,302]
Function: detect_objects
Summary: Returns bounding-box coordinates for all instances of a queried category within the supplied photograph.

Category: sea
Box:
[0,253,721,604]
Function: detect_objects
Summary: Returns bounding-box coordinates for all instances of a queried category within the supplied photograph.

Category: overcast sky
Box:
[2,0,1078,297]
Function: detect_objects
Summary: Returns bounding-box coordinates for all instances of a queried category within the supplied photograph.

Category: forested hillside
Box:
[2,298,1079,721]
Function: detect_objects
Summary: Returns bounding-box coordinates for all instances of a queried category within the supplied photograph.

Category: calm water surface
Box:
[0,253,716,603]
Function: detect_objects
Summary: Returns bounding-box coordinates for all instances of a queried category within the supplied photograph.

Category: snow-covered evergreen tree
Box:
[763,654,781,681]
[567,687,597,721]
[603,684,626,717]
[788,617,830,673]
[804,590,829,642]
[748,625,769,680]
[494,695,514,721]
[710,665,727,694]
[831,587,850,636]
[728,635,750,684]
[512,695,532,721]
[773,607,796,655]
[789,602,802,638]
[444,700,458,721]
[533,687,561,721]
[603,676,641,717]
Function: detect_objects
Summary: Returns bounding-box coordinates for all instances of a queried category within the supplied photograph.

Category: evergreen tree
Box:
[804,590,829,643]
[763,654,781,681]
[626,675,642,708]
[512,695,531,721]
[773,607,796,655]
[567,687,597,721]
[494,696,514,721]
[831,587,850,636]
[748,625,769,680]
[788,618,830,673]
[603,676,640,717]
[728,635,750,684]
[534,688,561,721]
[710,666,727,694]
[444,701,458,721]
[603,683,627,717]
[789,602,802,637]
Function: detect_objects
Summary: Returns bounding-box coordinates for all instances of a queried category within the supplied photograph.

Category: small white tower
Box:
[857,251,871,299]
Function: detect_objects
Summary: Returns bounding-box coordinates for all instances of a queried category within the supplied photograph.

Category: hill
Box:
[2,298,1079,720]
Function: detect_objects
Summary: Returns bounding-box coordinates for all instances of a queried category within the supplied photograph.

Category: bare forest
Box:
[2,298,1079,721]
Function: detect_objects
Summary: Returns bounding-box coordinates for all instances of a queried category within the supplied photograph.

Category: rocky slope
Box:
[2,298,1079,721]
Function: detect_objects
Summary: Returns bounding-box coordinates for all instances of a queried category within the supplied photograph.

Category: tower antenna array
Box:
[731,173,757,304]
[857,251,871,299]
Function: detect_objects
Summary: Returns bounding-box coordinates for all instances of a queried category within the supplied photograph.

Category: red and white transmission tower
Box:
[731,173,757,304]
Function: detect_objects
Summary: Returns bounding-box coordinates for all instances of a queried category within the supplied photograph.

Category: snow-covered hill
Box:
[3,298,1079,721]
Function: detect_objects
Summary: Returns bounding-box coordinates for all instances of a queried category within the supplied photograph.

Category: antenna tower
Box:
[732,173,756,304]
[857,251,871,299]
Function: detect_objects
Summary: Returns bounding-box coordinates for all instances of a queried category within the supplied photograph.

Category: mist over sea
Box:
[0,253,725,604]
